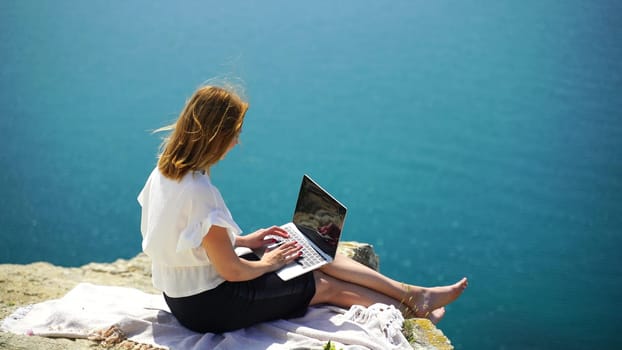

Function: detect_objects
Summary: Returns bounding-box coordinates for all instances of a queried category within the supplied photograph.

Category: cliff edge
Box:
[0,242,453,350]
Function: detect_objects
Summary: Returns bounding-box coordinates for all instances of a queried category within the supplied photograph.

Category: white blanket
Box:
[1,283,412,350]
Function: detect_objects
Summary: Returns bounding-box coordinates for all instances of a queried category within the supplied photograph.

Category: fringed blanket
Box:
[1,283,412,350]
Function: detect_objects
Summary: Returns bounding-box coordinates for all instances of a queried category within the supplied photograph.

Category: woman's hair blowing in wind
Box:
[156,85,248,180]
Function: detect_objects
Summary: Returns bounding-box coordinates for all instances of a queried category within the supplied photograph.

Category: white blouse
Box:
[137,167,242,298]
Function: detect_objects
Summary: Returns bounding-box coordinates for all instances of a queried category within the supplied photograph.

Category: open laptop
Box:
[268,174,348,281]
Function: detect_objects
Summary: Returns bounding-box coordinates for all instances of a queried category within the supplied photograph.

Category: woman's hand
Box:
[237,226,290,249]
[260,240,302,270]
[203,225,300,281]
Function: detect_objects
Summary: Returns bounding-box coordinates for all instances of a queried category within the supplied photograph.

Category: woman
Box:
[138,84,468,333]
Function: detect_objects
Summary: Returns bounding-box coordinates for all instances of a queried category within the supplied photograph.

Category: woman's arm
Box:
[202,225,301,282]
[234,225,290,249]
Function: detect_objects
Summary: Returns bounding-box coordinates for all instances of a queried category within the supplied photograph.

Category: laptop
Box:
[267,174,347,281]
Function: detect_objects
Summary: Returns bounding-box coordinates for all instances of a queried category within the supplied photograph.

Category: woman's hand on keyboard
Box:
[261,241,302,270]
[237,225,290,249]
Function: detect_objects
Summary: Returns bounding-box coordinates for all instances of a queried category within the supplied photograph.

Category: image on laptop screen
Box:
[292,175,347,258]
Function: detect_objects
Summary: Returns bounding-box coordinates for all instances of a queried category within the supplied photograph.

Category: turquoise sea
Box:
[1,1,621,349]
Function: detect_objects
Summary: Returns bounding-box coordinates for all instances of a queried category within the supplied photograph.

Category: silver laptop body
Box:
[272,175,347,281]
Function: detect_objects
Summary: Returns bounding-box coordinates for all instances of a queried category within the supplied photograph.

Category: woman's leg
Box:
[309,270,447,323]
[309,270,406,312]
[318,253,468,318]
[310,271,445,324]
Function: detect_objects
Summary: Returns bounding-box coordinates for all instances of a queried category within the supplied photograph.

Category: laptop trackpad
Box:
[276,262,305,281]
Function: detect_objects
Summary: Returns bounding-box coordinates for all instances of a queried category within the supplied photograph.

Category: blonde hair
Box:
[156,85,248,180]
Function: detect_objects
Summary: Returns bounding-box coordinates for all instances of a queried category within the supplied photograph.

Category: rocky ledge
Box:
[0,241,453,350]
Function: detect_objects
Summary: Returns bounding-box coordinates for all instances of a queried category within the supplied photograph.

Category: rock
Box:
[0,242,453,349]
[336,241,380,271]
[404,319,454,350]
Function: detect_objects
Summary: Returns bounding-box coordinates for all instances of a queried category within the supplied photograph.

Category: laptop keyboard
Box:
[276,226,325,269]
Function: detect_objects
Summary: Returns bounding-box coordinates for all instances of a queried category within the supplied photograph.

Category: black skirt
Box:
[163,254,316,333]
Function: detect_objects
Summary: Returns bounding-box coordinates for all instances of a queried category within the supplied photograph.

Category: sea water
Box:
[1,1,621,349]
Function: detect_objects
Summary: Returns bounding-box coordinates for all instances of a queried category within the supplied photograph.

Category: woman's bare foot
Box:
[405,277,468,318]
[427,307,445,324]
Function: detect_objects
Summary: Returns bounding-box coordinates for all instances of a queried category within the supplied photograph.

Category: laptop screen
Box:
[292,175,347,259]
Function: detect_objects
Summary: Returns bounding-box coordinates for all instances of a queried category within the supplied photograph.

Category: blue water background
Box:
[1,1,621,349]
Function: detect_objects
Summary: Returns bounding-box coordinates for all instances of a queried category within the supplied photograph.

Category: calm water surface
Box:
[1,1,621,349]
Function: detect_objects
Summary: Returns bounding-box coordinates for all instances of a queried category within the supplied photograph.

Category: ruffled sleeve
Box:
[176,208,242,252]
[174,177,242,253]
